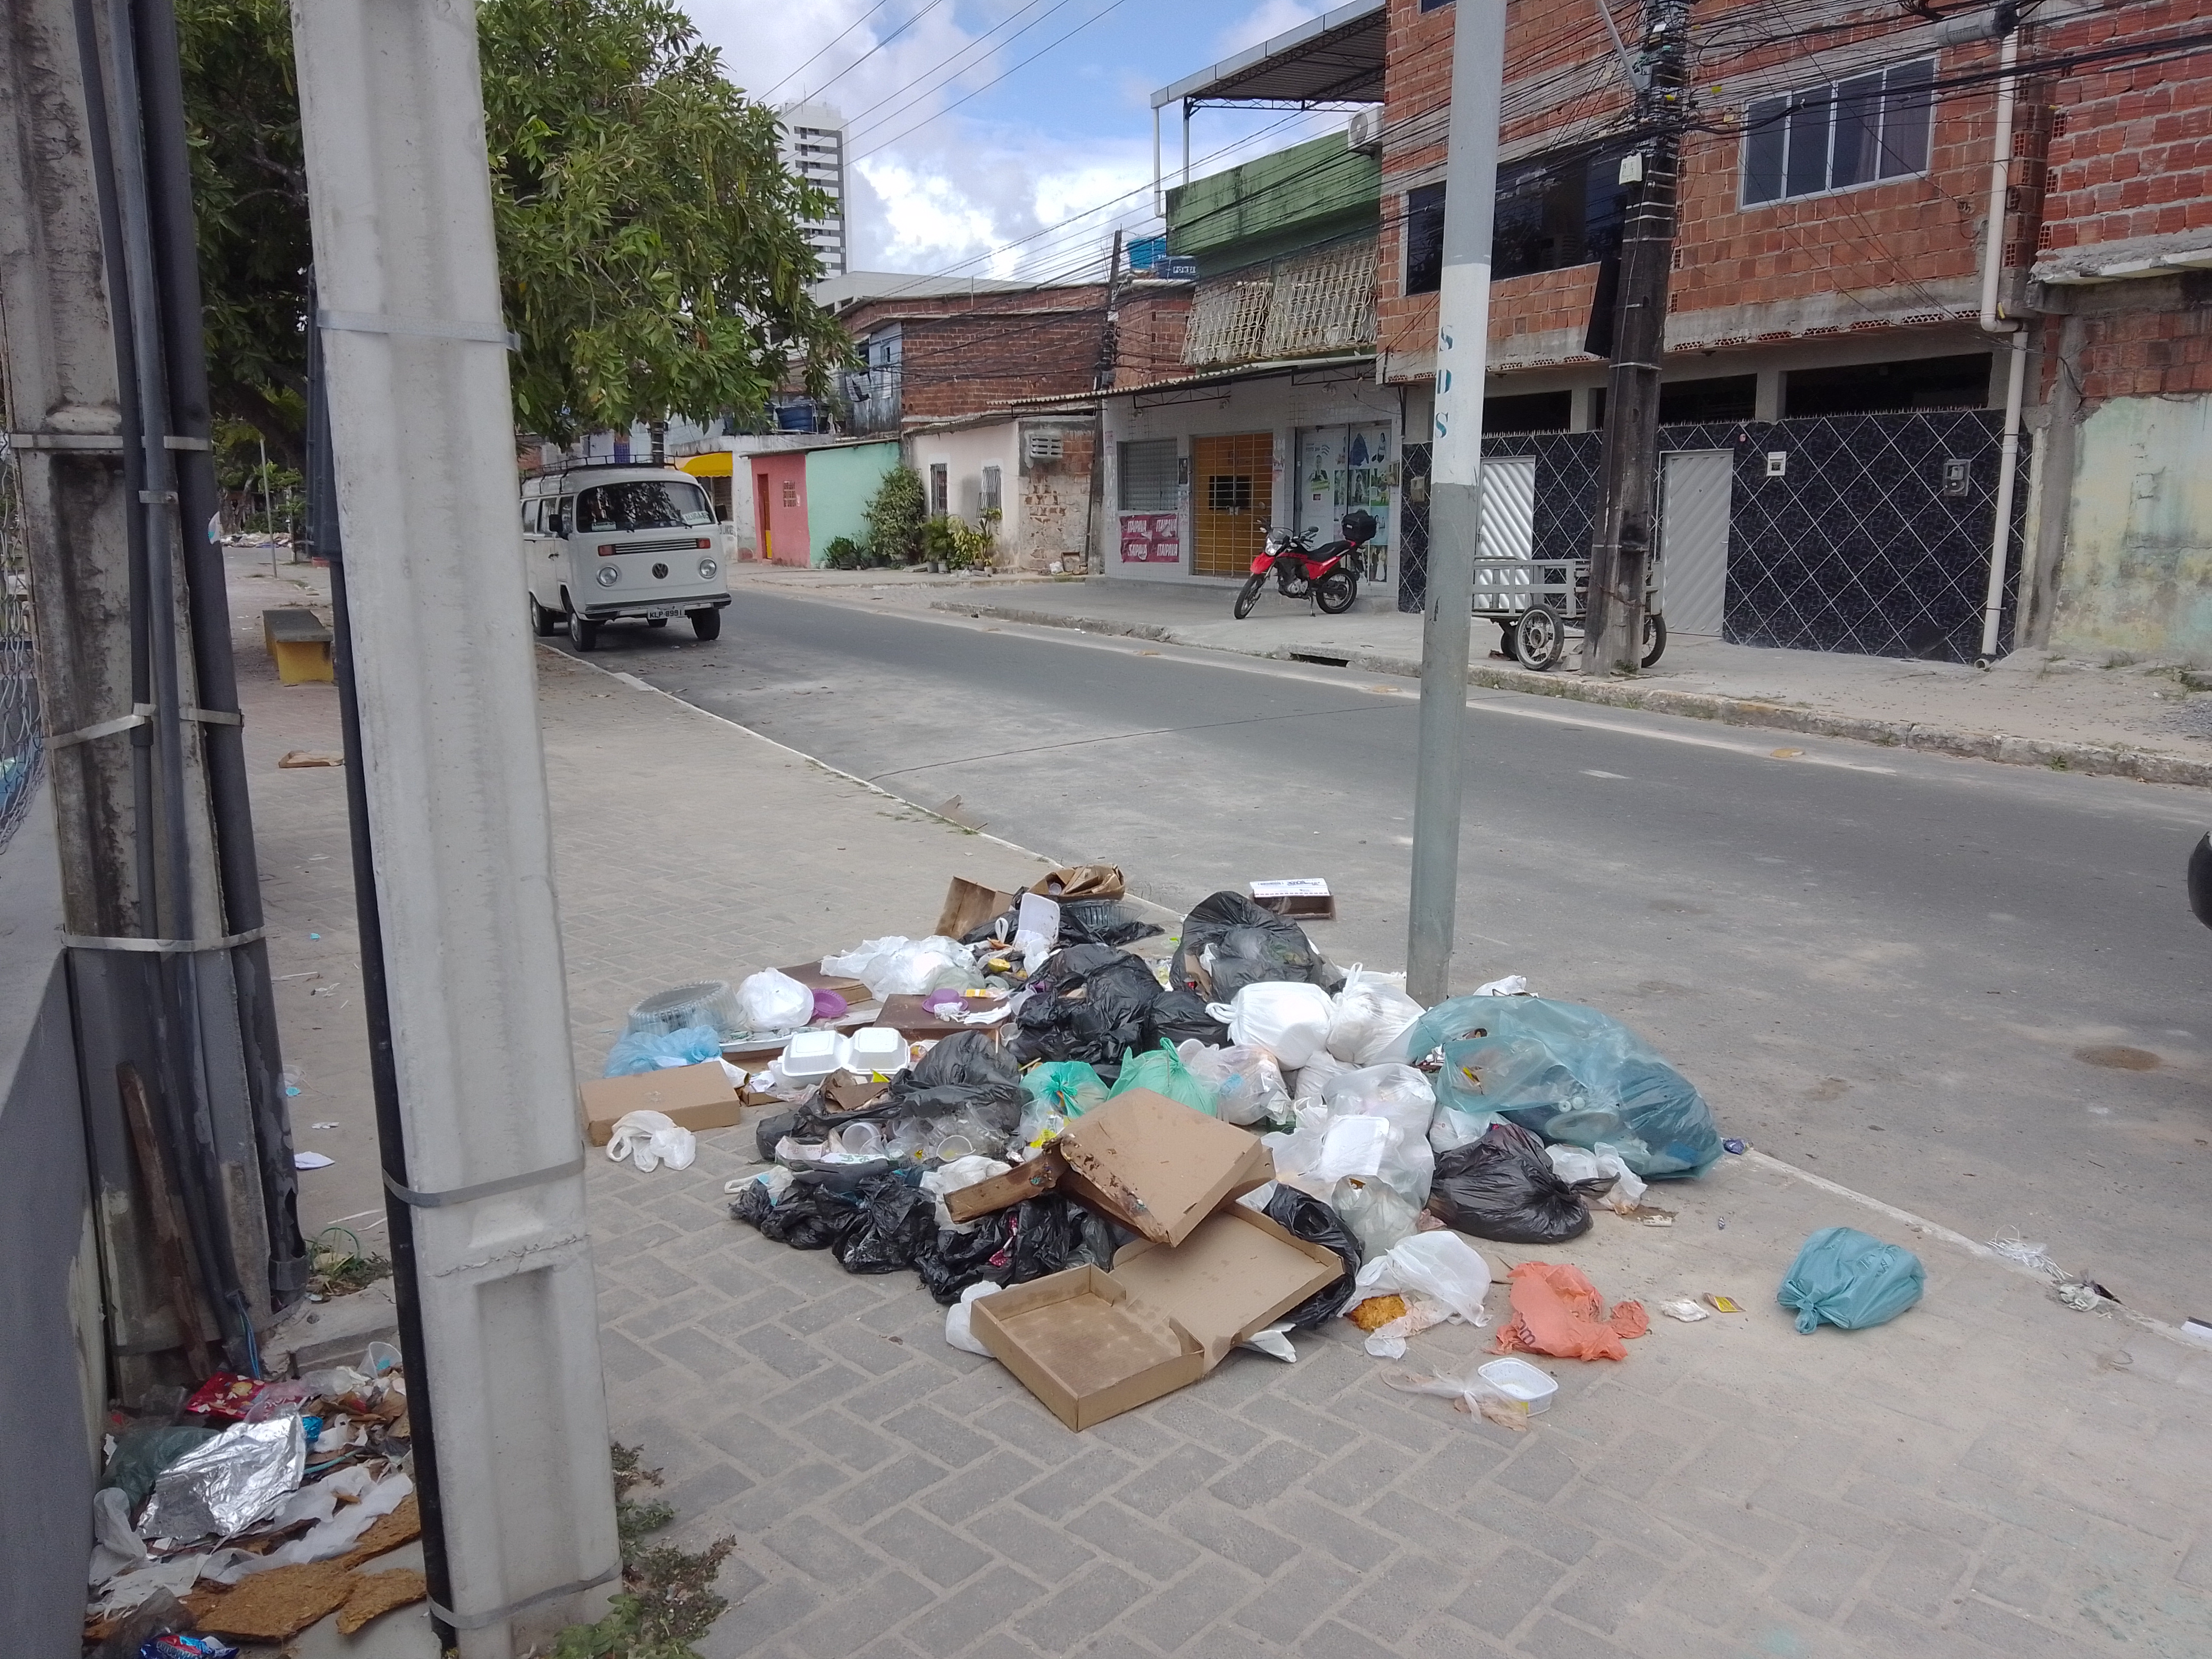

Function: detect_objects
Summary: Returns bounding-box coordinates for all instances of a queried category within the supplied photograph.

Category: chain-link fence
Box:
[0,414,44,855]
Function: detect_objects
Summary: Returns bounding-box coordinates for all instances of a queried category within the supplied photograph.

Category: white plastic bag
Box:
[1474,974,1530,997]
[1335,1177,1421,1258]
[820,935,979,999]
[1239,1321,1298,1362]
[944,1281,1002,1356]
[1319,1064,1437,1204]
[736,968,814,1034]
[920,1154,1014,1231]
[1208,981,1336,1069]
[1260,1103,1335,1198]
[1326,966,1427,1066]
[1546,1143,1648,1211]
[1176,1041,1291,1128]
[1354,1231,1493,1326]
[1312,1115,1391,1183]
[605,1109,697,1172]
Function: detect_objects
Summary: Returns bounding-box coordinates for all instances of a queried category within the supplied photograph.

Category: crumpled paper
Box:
[138,1417,305,1541]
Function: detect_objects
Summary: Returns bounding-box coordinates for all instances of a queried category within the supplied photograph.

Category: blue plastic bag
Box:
[604,1023,722,1078]
[1778,1227,1925,1333]
[1399,995,1723,1178]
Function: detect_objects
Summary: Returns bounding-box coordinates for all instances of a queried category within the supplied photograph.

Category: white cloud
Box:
[1214,0,1325,56]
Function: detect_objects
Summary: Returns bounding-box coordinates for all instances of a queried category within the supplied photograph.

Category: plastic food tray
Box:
[1478,1356,1558,1413]
[780,1030,850,1078]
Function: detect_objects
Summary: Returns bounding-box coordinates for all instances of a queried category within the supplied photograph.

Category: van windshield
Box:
[575,480,714,533]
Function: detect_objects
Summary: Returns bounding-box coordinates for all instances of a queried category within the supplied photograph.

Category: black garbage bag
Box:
[1262,1185,1365,1327]
[1059,899,1166,949]
[1147,988,1231,1049]
[1170,891,1342,1002]
[1427,1121,1599,1245]
[830,1175,936,1274]
[1006,944,1161,1066]
[1007,1193,1128,1283]
[730,1175,864,1252]
[881,1031,1027,1133]
[914,1212,1015,1304]
[754,1109,798,1163]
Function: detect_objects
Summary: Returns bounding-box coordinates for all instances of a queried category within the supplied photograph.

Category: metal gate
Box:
[1191,432,1272,577]
[1658,449,1730,636]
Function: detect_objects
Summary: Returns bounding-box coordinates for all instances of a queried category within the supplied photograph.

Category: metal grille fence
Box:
[0,416,43,855]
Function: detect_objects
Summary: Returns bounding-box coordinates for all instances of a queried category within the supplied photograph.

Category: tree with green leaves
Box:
[175,0,849,460]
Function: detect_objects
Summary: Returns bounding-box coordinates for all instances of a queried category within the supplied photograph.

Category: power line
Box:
[762,0,900,104]
[800,0,956,106]
[845,0,1082,146]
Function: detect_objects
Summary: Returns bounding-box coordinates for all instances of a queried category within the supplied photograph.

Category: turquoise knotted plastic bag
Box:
[1778,1227,1925,1333]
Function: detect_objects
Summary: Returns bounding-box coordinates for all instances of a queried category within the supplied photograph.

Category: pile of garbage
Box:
[633,864,1760,1430]
[82,1344,425,1655]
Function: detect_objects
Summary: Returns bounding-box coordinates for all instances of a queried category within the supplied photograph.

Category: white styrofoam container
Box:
[780,1029,850,1078]
[847,1026,906,1074]
[1478,1357,1559,1413]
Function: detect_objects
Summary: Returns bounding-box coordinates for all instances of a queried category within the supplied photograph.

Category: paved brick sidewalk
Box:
[222,558,2212,1656]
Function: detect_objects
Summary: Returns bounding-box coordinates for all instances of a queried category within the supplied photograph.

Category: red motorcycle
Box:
[1233,509,1377,619]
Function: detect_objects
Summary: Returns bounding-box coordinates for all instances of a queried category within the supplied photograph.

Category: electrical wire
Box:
[845,0,1084,147]
[762,0,901,104]
[799,0,957,106]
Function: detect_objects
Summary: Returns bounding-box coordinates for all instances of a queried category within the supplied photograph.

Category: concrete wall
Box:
[751,450,812,567]
[1100,370,1401,583]
[804,442,901,563]
[911,423,1018,534]
[2049,392,2212,664]
[0,784,102,1657]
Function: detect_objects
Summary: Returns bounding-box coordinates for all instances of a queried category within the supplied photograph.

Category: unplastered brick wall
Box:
[2068,287,2212,403]
[896,309,1108,421]
[1112,289,1193,387]
[2035,1,2212,264]
[1016,424,1097,569]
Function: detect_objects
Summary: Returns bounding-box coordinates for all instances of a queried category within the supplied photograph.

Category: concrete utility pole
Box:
[290,3,618,1653]
[1581,0,1691,677]
[2,0,296,1395]
[1405,0,1506,1006]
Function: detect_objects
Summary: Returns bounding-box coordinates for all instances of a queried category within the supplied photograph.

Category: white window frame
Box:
[1739,57,1936,209]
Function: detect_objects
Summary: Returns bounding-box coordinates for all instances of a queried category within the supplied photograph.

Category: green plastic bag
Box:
[1778,1227,1924,1333]
[1108,1041,1217,1116]
[1023,1060,1109,1119]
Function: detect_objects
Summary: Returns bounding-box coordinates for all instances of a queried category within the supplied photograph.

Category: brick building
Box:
[1114,0,2211,662]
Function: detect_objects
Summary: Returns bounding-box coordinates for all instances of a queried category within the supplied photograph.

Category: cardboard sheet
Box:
[579,1061,741,1146]
[935,878,1018,940]
[1056,1089,1273,1246]
[1109,1208,1344,1368]
[944,1147,1067,1222]
[969,1265,1204,1431]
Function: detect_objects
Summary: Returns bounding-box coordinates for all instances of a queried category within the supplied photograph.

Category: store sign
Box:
[1118,512,1180,564]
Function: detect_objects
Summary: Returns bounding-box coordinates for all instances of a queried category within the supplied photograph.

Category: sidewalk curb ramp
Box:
[933,600,2212,791]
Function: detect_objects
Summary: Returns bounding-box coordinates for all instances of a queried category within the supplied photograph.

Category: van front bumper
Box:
[578,594,731,622]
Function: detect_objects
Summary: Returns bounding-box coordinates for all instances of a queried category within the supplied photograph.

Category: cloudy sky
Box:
[680,0,1353,281]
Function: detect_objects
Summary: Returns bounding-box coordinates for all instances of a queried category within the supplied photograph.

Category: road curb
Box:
[931,599,2212,790]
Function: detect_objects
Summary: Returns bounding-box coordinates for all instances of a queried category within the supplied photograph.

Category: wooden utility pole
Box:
[1582,0,1690,676]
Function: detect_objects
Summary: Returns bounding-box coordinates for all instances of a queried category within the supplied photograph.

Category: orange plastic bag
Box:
[1493,1261,1649,1361]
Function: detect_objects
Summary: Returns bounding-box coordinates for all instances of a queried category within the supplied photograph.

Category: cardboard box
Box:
[971,1209,1342,1429]
[776,962,874,1006]
[819,1074,891,1116]
[934,878,1017,941]
[1250,878,1335,921]
[580,1061,741,1147]
[944,1147,1067,1223]
[969,1266,1204,1431]
[875,994,1009,1043]
[1037,865,1125,901]
[1055,1089,1273,1247]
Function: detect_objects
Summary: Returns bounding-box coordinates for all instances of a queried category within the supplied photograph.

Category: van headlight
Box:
[595,565,619,588]
[698,557,718,579]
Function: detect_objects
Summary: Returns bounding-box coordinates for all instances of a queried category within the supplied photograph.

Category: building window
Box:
[1782,353,1991,416]
[1405,184,1446,295]
[1206,473,1254,515]
[1494,146,1636,281]
[1117,439,1178,512]
[929,462,948,515]
[1657,375,1758,423]
[1742,60,1934,206]
[981,464,1001,514]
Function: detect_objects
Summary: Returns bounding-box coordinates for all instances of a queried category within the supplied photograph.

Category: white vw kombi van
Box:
[521,464,731,650]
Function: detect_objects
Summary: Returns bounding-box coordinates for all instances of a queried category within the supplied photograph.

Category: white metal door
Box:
[1659,449,1731,636]
[1476,455,1536,559]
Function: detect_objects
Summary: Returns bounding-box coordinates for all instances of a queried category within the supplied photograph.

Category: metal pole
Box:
[1405,0,1505,1006]
[289,3,617,1652]
[1582,0,1690,677]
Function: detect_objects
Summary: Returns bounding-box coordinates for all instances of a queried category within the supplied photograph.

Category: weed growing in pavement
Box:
[547,1444,735,1659]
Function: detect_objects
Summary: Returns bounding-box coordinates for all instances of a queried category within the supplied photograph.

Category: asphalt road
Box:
[550,590,2212,1321]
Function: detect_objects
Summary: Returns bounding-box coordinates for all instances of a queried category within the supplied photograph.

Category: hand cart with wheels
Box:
[1471,555,1666,671]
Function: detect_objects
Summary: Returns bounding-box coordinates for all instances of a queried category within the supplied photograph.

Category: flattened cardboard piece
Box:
[777,962,873,1005]
[935,877,1018,941]
[820,1075,892,1116]
[944,1147,1068,1223]
[1108,1208,1344,1369]
[969,1264,1204,1431]
[1037,864,1125,902]
[1054,1089,1273,1247]
[580,1061,740,1147]
[876,993,1009,1042]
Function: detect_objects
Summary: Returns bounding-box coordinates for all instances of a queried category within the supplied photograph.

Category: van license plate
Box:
[637,608,681,619]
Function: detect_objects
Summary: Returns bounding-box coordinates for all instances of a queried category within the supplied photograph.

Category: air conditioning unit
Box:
[1347,109,1382,153]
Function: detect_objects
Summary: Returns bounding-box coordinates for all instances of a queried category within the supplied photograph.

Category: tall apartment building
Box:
[780,102,850,276]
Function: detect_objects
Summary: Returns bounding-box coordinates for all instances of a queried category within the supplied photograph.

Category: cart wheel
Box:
[1233,573,1266,619]
[1316,569,1358,614]
[1513,605,1564,671]
[1641,611,1668,668]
